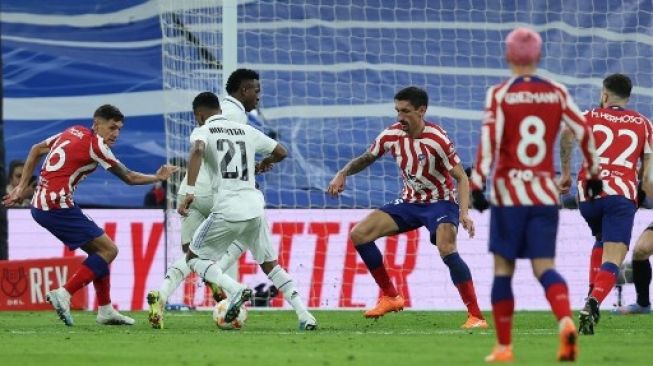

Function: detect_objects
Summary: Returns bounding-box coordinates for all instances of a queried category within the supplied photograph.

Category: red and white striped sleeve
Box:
[368,126,400,157]
[470,86,498,190]
[89,135,120,169]
[428,127,461,171]
[644,116,653,155]
[559,87,599,178]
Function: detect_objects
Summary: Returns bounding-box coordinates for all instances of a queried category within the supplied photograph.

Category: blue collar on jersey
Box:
[512,75,544,84]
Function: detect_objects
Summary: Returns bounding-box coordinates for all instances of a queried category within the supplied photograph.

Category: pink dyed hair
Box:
[505,27,542,65]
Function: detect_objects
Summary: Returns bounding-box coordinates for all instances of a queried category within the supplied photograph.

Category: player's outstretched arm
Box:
[255,143,288,173]
[327,152,378,197]
[558,126,576,194]
[178,140,204,217]
[2,140,50,207]
[451,164,475,238]
[108,163,178,186]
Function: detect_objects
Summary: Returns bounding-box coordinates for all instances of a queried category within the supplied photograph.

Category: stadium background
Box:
[2,0,653,311]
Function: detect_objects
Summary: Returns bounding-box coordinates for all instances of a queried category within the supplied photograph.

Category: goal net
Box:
[159,0,653,310]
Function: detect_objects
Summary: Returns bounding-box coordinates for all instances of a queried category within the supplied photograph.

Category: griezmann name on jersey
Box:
[471,75,598,206]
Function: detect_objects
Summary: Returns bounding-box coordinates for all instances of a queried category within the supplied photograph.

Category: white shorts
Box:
[190,213,277,264]
[177,194,213,244]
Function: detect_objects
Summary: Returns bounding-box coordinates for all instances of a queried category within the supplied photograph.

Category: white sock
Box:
[188,258,243,297]
[268,265,307,317]
[98,304,114,315]
[217,242,246,272]
[159,256,191,303]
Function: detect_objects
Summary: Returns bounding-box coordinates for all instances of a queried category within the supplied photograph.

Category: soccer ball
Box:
[212,299,247,330]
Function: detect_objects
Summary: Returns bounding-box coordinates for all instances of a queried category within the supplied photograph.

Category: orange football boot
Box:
[557,317,578,362]
[364,295,405,318]
[462,315,489,329]
[485,344,514,363]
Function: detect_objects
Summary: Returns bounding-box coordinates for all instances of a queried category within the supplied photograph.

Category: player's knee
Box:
[633,245,653,260]
[350,227,369,245]
[107,244,119,262]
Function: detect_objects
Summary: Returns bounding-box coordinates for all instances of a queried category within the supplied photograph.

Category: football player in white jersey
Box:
[147,69,263,329]
[181,92,317,330]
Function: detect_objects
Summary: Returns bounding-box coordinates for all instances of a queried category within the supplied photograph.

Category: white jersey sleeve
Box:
[178,127,214,197]
[249,126,278,155]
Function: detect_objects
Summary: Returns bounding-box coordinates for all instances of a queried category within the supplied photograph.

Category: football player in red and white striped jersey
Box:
[470,27,601,362]
[559,73,653,335]
[3,104,177,326]
[328,86,486,329]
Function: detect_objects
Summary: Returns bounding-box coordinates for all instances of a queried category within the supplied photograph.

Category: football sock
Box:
[591,262,620,304]
[159,256,191,303]
[268,265,308,316]
[589,241,603,293]
[64,254,109,295]
[632,259,652,307]
[491,276,514,346]
[217,242,246,272]
[93,274,111,306]
[538,269,571,320]
[355,242,399,297]
[443,252,482,319]
[188,258,243,297]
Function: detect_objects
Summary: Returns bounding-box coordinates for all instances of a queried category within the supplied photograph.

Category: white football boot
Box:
[299,311,317,331]
[46,288,74,326]
[97,306,135,325]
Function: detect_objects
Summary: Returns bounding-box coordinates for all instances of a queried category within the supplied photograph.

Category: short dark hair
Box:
[603,73,632,99]
[394,86,428,109]
[192,92,221,111]
[8,160,24,176]
[225,68,260,94]
[94,104,124,121]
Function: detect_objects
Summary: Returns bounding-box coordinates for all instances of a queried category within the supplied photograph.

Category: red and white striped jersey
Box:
[577,106,653,202]
[32,125,121,210]
[368,121,461,203]
[471,75,599,206]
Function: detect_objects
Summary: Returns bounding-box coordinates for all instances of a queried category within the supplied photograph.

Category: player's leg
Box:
[186,214,252,322]
[485,205,527,362]
[245,216,316,330]
[485,254,516,363]
[80,235,135,325]
[614,226,653,314]
[428,201,485,328]
[582,196,636,334]
[350,207,406,318]
[31,206,112,326]
[578,199,604,295]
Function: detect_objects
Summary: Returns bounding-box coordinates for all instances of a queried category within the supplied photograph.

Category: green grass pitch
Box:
[0,310,650,365]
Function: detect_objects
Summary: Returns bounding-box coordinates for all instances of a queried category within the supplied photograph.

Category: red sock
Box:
[93,275,111,306]
[589,246,603,291]
[456,280,483,319]
[492,299,514,345]
[591,270,617,303]
[63,265,96,295]
[370,266,399,297]
[545,283,571,320]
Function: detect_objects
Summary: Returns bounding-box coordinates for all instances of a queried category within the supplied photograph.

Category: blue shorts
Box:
[579,195,636,245]
[378,200,459,244]
[489,205,559,260]
[31,206,104,250]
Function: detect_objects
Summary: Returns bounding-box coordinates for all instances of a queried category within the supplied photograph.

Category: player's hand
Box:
[255,161,274,174]
[2,185,26,207]
[327,172,346,197]
[471,189,490,212]
[156,164,179,181]
[557,174,572,195]
[460,213,475,238]
[585,178,603,199]
[178,194,194,217]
